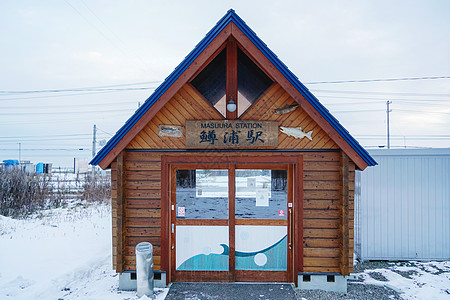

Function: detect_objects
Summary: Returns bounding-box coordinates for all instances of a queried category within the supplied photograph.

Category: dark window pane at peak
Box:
[237,47,273,116]
[191,49,226,117]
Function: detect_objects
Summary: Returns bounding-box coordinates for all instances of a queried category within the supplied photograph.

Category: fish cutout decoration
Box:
[159,124,183,137]
[274,104,299,114]
[280,127,313,141]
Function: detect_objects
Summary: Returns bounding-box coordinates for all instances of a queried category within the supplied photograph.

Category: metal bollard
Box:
[135,242,154,298]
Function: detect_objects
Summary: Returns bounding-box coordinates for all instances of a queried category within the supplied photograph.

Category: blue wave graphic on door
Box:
[177,244,229,271]
[177,235,287,271]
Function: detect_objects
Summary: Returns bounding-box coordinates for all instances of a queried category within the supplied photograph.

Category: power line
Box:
[332,109,385,113]
[80,0,128,47]
[0,133,91,139]
[316,94,450,102]
[0,148,90,151]
[0,137,92,142]
[356,137,450,140]
[395,109,450,115]
[311,89,450,97]
[79,0,150,69]
[0,88,156,101]
[64,0,131,59]
[96,127,113,136]
[0,108,136,116]
[1,101,138,110]
[0,86,158,95]
[0,112,129,125]
[2,76,449,96]
[306,76,450,85]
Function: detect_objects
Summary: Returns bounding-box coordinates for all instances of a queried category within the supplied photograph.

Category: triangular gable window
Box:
[237,47,273,116]
[191,48,227,117]
[191,40,273,119]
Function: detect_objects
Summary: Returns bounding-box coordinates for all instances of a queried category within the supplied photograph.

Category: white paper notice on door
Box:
[247,178,256,189]
[255,190,269,207]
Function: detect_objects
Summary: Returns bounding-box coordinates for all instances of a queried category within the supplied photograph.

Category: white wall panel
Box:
[356,149,450,260]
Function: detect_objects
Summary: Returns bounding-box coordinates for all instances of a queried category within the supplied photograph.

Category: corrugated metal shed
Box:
[355,148,450,260]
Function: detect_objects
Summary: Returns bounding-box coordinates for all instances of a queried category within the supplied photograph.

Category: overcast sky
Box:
[1,0,449,167]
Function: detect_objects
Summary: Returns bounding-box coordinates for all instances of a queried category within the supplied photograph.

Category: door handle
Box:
[289,209,293,249]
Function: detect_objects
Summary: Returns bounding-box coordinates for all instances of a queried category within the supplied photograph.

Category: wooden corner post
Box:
[339,151,350,275]
[116,151,125,273]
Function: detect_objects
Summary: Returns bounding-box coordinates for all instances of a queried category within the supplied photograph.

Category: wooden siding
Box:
[127,83,339,150]
[110,82,354,275]
[302,151,354,273]
[241,84,339,150]
[127,84,223,150]
[110,151,355,275]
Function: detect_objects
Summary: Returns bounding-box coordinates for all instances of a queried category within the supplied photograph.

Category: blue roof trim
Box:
[91,9,376,167]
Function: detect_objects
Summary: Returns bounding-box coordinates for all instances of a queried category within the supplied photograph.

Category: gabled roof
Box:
[91,9,376,169]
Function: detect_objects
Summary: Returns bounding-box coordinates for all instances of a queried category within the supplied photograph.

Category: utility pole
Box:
[92,124,97,177]
[386,101,392,149]
[18,142,21,165]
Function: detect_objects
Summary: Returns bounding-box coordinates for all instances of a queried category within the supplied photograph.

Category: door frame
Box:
[161,154,303,285]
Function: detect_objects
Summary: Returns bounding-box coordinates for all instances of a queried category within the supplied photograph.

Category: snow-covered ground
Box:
[0,203,168,300]
[356,260,450,300]
[0,203,448,299]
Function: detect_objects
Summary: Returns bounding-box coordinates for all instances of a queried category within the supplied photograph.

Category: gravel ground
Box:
[165,283,296,300]
[165,261,405,300]
[295,283,401,300]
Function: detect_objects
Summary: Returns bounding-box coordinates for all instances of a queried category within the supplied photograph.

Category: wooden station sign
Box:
[186,120,278,149]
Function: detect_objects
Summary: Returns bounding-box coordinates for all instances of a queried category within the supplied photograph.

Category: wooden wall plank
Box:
[124,217,160,227]
[303,209,339,219]
[125,190,161,199]
[304,238,340,248]
[303,266,340,273]
[303,247,339,257]
[125,199,161,209]
[125,171,161,181]
[126,227,161,237]
[304,200,339,210]
[304,229,339,239]
[303,257,339,267]
[125,208,160,218]
[304,219,340,229]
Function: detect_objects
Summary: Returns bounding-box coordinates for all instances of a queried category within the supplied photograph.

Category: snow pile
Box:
[358,261,450,299]
[0,203,168,299]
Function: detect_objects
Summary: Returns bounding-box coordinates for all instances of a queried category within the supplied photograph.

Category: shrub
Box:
[0,168,53,217]
[0,168,111,217]
[78,173,111,203]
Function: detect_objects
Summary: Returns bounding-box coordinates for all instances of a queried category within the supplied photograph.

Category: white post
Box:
[135,242,154,298]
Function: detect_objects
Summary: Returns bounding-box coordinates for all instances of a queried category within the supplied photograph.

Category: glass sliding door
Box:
[171,162,293,282]
[235,169,288,272]
[175,169,229,271]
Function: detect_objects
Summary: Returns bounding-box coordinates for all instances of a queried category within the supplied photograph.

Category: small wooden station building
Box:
[91,10,376,290]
